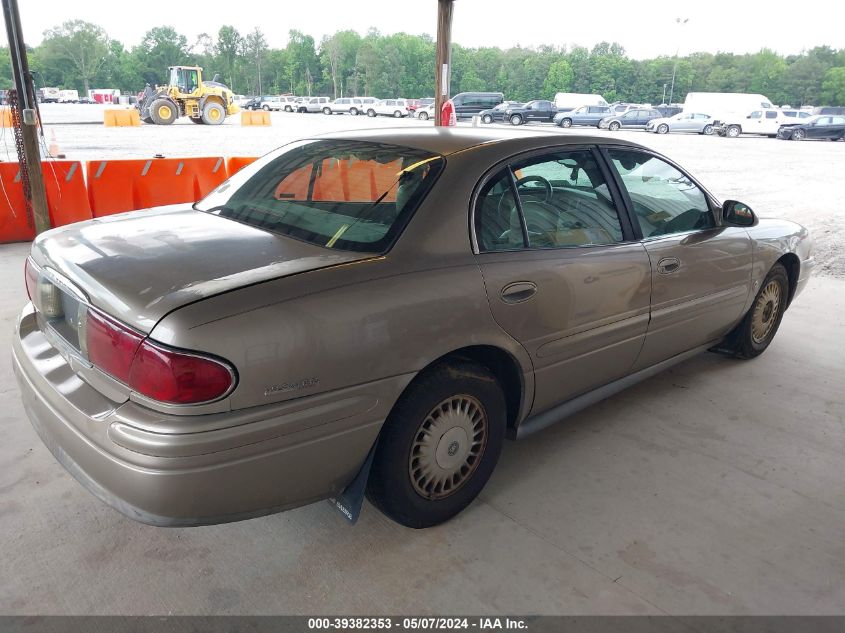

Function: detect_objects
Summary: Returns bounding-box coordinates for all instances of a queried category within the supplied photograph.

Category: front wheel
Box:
[703,124,714,135]
[323,107,332,115]
[201,101,226,125]
[560,118,573,128]
[262,104,270,111]
[367,109,376,117]
[726,125,742,138]
[792,129,806,141]
[657,123,669,134]
[367,360,506,528]
[393,110,403,118]
[509,114,523,125]
[721,264,789,359]
[349,107,358,116]
[608,121,621,131]
[481,114,493,124]
[418,111,429,120]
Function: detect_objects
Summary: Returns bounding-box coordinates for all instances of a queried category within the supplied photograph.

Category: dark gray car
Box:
[599,108,663,130]
[14,129,813,529]
[553,105,611,128]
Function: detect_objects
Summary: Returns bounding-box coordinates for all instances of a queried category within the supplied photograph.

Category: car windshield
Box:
[195,140,444,253]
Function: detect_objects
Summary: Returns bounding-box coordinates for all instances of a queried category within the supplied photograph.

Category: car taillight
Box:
[86,308,144,384]
[85,308,235,405]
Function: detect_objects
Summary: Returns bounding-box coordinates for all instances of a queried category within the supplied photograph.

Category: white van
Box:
[553,93,608,112]
[683,92,775,123]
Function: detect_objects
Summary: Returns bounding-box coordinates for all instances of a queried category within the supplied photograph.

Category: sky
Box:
[17,0,845,59]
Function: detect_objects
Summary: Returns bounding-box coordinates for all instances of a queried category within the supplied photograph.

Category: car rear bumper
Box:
[13,305,404,526]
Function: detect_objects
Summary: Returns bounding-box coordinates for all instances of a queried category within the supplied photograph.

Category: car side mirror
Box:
[723,200,755,226]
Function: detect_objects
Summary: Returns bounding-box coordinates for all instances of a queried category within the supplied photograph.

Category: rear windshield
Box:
[196,140,444,253]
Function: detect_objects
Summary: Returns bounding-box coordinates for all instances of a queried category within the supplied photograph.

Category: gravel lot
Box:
[14,103,842,277]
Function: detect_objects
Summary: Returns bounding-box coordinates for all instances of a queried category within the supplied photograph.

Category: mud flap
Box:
[327,441,377,525]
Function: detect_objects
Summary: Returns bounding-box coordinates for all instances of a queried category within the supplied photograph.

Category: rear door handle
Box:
[500,281,537,304]
[656,257,681,274]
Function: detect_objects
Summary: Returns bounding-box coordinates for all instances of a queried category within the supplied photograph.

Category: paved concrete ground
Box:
[1,236,843,614]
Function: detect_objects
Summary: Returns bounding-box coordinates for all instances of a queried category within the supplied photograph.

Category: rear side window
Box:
[197,140,443,253]
[608,150,713,238]
[765,111,778,119]
[475,150,625,251]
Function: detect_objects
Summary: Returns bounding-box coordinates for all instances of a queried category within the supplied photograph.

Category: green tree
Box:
[40,20,110,93]
[320,30,361,97]
[244,28,269,95]
[134,26,190,86]
[543,59,573,98]
[215,26,244,93]
[821,67,845,105]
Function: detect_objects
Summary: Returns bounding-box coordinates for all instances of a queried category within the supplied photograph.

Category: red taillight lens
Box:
[24,258,38,301]
[86,308,236,405]
[128,340,234,405]
[86,309,144,384]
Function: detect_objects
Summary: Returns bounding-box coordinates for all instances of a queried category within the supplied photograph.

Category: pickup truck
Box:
[504,100,557,125]
[716,109,809,138]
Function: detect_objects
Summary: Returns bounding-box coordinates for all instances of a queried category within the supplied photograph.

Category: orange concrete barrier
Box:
[0,161,93,243]
[86,156,227,216]
[0,107,12,128]
[225,156,259,176]
[104,109,141,127]
[240,111,270,126]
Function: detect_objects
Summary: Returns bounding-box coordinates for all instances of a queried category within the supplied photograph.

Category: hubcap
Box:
[751,280,781,343]
[409,395,488,500]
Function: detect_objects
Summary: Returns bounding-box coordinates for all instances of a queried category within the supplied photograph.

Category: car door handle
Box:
[500,282,537,304]
[656,257,681,274]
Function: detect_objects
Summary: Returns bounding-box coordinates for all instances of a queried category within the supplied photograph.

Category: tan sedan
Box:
[13,129,814,528]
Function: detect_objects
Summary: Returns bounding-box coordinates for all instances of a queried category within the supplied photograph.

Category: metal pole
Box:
[434,0,454,127]
[2,0,50,235]
[668,18,688,106]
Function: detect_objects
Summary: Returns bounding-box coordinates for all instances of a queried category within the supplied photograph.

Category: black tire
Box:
[726,124,742,138]
[349,107,358,116]
[560,118,573,128]
[393,110,403,118]
[262,104,270,111]
[657,123,669,134]
[721,263,789,359]
[509,114,523,125]
[367,108,376,117]
[418,111,429,120]
[792,129,806,141]
[323,107,332,115]
[482,114,493,124]
[189,117,204,124]
[608,121,621,131]
[703,124,714,135]
[141,116,154,125]
[149,98,178,125]
[201,101,226,125]
[367,360,507,528]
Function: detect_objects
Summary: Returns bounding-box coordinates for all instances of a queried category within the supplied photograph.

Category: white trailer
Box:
[682,92,775,122]
[553,93,608,111]
[38,87,61,103]
[57,89,79,103]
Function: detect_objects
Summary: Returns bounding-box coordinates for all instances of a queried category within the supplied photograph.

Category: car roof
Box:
[309,127,646,156]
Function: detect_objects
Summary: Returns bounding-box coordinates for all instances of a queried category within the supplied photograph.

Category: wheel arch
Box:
[400,345,529,437]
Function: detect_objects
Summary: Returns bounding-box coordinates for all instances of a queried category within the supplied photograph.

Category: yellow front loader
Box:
[137,66,239,125]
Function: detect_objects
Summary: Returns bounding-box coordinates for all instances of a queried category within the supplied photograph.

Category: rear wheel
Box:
[323,107,332,115]
[482,114,493,124]
[262,104,270,111]
[367,360,506,528]
[657,123,669,134]
[349,107,359,116]
[394,110,403,118]
[149,98,177,125]
[792,129,806,141]
[721,264,789,359]
[201,101,226,125]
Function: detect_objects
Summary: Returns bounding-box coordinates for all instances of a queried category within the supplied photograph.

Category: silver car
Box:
[646,112,716,135]
[14,129,813,529]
